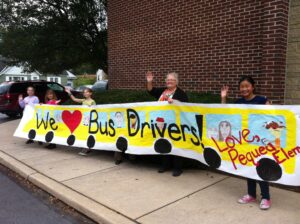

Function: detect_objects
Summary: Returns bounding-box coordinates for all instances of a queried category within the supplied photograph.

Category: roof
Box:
[0,66,42,77]
[66,70,77,79]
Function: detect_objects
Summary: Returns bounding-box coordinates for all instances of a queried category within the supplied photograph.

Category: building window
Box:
[31,76,39,80]
[6,76,28,81]
[47,76,61,84]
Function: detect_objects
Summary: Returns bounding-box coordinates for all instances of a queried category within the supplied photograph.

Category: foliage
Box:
[74,76,96,87]
[0,0,107,74]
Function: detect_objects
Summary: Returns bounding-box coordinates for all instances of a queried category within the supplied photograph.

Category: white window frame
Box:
[66,80,74,87]
[31,75,39,80]
[6,76,28,81]
[47,76,61,84]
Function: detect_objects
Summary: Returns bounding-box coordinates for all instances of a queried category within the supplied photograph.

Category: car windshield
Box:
[0,84,11,94]
[47,83,64,92]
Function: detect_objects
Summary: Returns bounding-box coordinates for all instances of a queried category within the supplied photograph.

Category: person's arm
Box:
[33,96,39,104]
[221,85,229,104]
[146,72,166,100]
[65,89,84,103]
[69,94,84,103]
[18,95,25,108]
[146,71,153,92]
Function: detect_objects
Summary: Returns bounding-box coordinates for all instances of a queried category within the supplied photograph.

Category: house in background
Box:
[45,70,77,86]
[65,70,77,87]
[0,66,42,82]
[96,69,107,81]
[0,64,76,86]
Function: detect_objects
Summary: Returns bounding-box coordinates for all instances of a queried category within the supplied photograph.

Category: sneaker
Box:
[172,169,183,177]
[129,155,137,164]
[158,165,171,173]
[46,144,56,149]
[260,199,271,210]
[79,149,91,156]
[158,163,171,173]
[115,160,122,165]
[238,195,256,204]
[26,139,34,144]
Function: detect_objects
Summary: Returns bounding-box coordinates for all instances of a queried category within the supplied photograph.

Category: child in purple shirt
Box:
[19,86,40,144]
[19,86,39,108]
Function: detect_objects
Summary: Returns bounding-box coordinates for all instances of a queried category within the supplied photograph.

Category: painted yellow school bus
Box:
[15,102,300,185]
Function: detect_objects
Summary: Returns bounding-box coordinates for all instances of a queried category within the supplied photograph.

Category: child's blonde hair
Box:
[45,89,57,103]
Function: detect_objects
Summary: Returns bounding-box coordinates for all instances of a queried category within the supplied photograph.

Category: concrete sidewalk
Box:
[0,120,299,224]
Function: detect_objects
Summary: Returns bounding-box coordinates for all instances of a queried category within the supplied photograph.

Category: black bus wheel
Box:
[154,138,172,154]
[256,158,282,181]
[116,137,128,152]
[204,147,221,169]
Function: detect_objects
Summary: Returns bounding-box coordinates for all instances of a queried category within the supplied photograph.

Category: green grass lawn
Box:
[73,76,96,87]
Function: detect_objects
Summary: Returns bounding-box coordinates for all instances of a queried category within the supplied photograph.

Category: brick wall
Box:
[108,0,289,103]
[285,0,300,104]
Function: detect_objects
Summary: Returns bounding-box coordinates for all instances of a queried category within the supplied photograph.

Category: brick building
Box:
[108,0,300,104]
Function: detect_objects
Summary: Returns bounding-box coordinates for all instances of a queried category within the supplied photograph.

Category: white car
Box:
[92,80,108,92]
[75,85,93,92]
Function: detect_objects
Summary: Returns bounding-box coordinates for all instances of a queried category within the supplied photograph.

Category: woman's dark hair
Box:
[238,75,255,87]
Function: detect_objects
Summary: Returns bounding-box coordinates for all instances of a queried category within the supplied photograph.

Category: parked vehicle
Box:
[92,80,108,92]
[0,80,80,117]
[75,85,93,92]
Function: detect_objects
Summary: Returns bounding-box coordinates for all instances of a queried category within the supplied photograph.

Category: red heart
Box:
[62,110,82,133]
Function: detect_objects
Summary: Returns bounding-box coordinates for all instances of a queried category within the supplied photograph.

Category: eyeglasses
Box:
[166,79,176,82]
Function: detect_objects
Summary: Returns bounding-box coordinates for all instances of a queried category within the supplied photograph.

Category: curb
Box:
[0,151,135,224]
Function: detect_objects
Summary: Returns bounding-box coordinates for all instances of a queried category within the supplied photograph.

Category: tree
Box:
[0,0,107,74]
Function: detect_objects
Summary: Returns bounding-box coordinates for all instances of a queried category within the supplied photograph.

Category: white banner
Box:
[14,102,300,186]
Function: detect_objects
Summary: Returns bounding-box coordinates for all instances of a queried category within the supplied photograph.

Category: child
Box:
[44,89,61,149]
[44,89,61,105]
[65,88,96,156]
[66,88,96,106]
[18,86,40,144]
[221,75,271,210]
